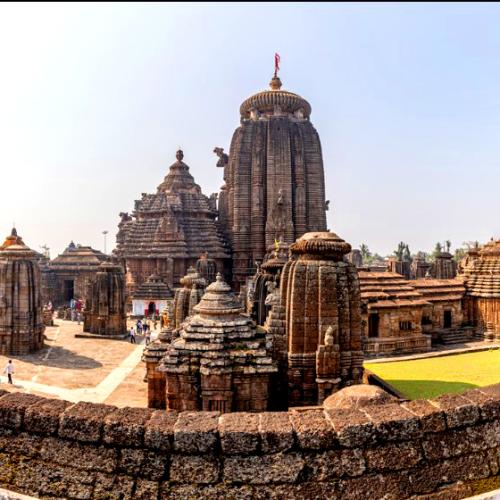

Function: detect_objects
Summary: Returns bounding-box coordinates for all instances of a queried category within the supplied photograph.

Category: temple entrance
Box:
[368,313,379,338]
[443,310,452,329]
[63,280,74,302]
[148,302,156,317]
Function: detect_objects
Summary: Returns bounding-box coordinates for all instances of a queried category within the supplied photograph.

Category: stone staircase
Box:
[438,327,476,345]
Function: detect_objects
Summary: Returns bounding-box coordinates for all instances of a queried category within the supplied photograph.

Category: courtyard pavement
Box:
[0,319,148,407]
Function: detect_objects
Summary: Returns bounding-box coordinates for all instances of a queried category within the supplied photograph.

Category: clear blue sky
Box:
[1,2,499,258]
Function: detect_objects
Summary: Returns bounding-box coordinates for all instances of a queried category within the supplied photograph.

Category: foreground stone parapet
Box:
[0,384,496,498]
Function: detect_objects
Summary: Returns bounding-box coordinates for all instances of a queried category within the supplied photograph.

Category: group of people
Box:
[129,317,157,345]
[69,298,83,324]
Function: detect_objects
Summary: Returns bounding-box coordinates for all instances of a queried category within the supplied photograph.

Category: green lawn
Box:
[364,349,500,400]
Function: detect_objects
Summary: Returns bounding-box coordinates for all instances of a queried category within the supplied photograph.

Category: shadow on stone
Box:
[10,346,103,370]
[382,379,479,400]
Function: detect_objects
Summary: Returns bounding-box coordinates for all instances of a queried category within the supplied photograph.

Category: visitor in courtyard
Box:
[136,319,142,334]
[145,328,151,346]
[3,360,14,384]
[130,326,136,344]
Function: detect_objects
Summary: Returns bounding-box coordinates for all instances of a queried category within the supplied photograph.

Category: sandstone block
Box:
[103,406,153,447]
[59,402,116,443]
[219,412,260,455]
[432,393,480,428]
[144,410,177,451]
[173,411,219,453]
[223,453,305,484]
[325,408,376,447]
[24,399,73,435]
[259,412,294,453]
[289,409,336,450]
[308,448,366,480]
[339,471,410,500]
[363,403,421,441]
[366,441,422,471]
[402,399,446,433]
[170,454,220,484]
[0,393,43,430]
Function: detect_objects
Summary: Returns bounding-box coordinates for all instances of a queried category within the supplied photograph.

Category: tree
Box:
[394,242,408,261]
[360,243,371,262]
[445,240,452,253]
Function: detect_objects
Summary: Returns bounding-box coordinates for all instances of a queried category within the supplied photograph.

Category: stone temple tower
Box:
[0,228,45,355]
[216,72,328,288]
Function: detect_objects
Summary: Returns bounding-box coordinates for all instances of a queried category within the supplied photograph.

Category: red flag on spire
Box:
[274,52,280,76]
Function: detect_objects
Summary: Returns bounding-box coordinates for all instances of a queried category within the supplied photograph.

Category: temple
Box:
[463,238,500,341]
[216,74,328,288]
[114,150,230,295]
[42,242,108,306]
[159,273,277,412]
[130,274,173,318]
[0,229,45,354]
[82,262,127,338]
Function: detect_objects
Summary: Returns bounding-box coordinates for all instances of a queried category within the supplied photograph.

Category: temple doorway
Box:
[443,310,452,329]
[148,302,156,317]
[368,313,379,338]
[63,280,74,302]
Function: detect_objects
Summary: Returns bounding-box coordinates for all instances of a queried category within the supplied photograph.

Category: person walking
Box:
[130,326,136,344]
[145,328,151,346]
[4,360,14,384]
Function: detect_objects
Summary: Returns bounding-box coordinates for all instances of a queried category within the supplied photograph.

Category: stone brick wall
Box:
[0,385,498,499]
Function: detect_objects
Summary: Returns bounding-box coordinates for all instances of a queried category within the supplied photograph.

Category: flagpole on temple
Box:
[274,52,280,78]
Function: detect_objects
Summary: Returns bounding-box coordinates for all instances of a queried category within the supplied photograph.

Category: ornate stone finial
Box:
[176,149,184,162]
[215,272,223,282]
[269,76,282,90]
[11,228,17,237]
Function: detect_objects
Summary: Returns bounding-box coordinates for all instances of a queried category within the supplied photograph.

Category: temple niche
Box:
[82,263,127,338]
[114,150,231,296]
[216,74,327,288]
[159,274,277,413]
[0,229,45,355]
[463,239,500,341]
[279,232,364,406]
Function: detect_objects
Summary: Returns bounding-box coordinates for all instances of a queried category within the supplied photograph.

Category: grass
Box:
[364,349,500,400]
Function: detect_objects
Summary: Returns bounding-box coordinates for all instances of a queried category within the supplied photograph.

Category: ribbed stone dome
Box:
[239,77,311,119]
[290,231,352,260]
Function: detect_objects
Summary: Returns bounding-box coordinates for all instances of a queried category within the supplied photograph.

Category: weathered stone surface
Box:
[339,471,410,500]
[363,403,421,441]
[259,412,294,453]
[402,399,446,433]
[325,408,376,447]
[366,441,422,471]
[476,385,500,421]
[173,411,219,453]
[93,472,135,500]
[0,393,43,430]
[144,410,177,451]
[24,399,73,435]
[0,432,41,458]
[40,437,117,473]
[307,448,366,480]
[134,479,160,500]
[223,453,305,484]
[103,407,153,446]
[219,413,260,454]
[324,384,396,410]
[432,393,480,428]
[118,448,166,480]
[170,455,220,484]
[59,402,116,443]
[290,409,336,450]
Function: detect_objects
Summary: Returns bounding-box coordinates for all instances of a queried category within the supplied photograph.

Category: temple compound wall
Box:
[0,385,497,499]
